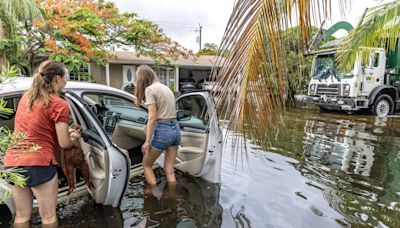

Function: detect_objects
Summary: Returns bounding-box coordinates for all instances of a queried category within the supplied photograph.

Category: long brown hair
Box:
[134,65,158,106]
[25,60,67,110]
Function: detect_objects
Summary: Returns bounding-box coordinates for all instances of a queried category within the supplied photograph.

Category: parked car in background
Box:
[0,77,223,223]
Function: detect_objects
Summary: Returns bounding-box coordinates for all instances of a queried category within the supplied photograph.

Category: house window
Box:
[153,67,168,86]
[69,65,90,81]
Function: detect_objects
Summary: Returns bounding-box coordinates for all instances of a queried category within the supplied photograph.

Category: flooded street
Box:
[37,106,400,227]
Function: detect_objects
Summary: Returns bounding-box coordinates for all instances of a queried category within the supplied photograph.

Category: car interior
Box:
[80,92,212,176]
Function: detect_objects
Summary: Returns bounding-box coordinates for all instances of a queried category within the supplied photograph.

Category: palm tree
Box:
[0,0,40,66]
[337,1,400,70]
[212,0,348,148]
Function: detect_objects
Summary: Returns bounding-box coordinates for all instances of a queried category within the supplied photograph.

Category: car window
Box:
[0,96,21,121]
[176,95,209,128]
[82,93,148,125]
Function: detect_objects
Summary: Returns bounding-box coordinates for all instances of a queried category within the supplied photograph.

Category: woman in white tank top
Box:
[135,65,181,185]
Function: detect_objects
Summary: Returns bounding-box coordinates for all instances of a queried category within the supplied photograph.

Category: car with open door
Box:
[0,77,222,221]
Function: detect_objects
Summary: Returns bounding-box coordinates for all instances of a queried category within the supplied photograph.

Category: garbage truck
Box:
[304,21,400,116]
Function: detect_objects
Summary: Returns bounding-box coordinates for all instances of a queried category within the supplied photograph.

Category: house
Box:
[78,51,221,94]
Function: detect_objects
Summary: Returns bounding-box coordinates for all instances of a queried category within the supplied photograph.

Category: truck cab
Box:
[305,21,400,116]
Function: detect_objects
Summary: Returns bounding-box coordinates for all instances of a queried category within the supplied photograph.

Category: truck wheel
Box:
[371,94,393,117]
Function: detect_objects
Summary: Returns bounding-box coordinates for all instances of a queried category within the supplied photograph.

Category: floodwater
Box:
[14,106,400,227]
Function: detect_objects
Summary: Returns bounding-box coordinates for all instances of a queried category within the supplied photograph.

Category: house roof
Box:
[107,51,223,68]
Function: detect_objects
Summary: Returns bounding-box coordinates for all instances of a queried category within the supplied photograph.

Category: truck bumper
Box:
[305,96,369,111]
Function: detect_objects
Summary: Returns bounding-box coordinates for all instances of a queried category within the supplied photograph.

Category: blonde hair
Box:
[134,65,158,106]
[25,60,67,110]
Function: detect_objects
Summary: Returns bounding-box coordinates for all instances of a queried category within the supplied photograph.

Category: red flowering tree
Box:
[0,0,191,76]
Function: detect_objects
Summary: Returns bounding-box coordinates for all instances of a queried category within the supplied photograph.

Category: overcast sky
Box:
[112,0,392,52]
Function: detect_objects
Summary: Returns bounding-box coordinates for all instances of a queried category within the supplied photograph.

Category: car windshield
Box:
[313,54,354,80]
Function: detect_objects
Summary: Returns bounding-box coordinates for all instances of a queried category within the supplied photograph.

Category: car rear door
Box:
[64,91,130,207]
[173,91,223,183]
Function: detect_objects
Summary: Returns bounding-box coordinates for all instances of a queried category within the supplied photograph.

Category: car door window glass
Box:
[176,95,209,128]
[0,97,21,120]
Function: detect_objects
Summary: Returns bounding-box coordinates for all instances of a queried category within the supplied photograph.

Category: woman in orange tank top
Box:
[4,60,81,228]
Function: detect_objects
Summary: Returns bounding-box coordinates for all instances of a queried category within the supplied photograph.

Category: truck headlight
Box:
[343,84,350,96]
[309,84,316,95]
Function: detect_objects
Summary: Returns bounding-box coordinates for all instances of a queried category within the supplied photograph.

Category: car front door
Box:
[64,91,130,207]
[173,91,223,183]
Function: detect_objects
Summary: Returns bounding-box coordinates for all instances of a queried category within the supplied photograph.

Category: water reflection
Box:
[141,182,178,227]
[47,169,222,228]
[122,169,223,227]
[297,110,400,226]
[220,108,400,227]
[303,119,377,177]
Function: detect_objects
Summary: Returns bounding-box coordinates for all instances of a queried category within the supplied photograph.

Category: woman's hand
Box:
[69,129,81,140]
[142,142,150,155]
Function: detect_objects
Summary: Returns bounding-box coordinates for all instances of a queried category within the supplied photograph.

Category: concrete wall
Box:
[109,64,123,89]
[90,63,123,89]
[90,63,105,84]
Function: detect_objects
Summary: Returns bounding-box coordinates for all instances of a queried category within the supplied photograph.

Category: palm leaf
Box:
[0,0,40,37]
[337,1,400,71]
[211,0,348,149]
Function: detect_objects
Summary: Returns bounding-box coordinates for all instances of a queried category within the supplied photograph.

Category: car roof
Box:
[0,77,133,96]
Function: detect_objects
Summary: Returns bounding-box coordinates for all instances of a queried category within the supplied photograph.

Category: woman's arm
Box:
[143,104,157,153]
[55,122,81,149]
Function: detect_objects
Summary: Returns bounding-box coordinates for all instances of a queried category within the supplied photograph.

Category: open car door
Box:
[64,91,130,207]
[172,91,223,183]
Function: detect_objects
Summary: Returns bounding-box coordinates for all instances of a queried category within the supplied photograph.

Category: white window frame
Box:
[69,64,90,81]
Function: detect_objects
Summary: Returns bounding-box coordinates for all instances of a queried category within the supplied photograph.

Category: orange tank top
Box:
[4,93,69,166]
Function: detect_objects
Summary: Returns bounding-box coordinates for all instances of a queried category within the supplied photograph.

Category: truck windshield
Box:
[313,54,354,80]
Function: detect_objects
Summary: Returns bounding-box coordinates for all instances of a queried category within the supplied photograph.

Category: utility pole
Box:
[196,24,203,51]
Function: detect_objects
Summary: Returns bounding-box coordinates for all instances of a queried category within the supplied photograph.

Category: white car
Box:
[0,77,223,221]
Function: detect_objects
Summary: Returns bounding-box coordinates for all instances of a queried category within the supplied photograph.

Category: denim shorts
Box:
[151,119,181,152]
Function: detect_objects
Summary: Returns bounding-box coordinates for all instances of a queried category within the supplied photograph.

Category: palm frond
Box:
[0,0,40,37]
[0,99,14,120]
[212,0,347,149]
[337,1,400,71]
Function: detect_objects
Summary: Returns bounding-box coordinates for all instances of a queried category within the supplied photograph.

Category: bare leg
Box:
[164,146,178,183]
[142,149,162,185]
[31,173,58,225]
[11,185,33,224]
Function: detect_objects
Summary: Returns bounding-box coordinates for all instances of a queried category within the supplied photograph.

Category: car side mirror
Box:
[177,110,191,121]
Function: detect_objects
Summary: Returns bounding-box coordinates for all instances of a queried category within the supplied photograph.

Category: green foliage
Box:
[0,62,19,83]
[0,99,13,120]
[282,27,315,97]
[0,0,40,38]
[337,1,400,71]
[198,43,219,55]
[0,0,191,76]
[0,62,37,204]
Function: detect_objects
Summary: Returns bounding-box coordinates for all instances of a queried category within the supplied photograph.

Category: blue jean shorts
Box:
[151,119,181,152]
